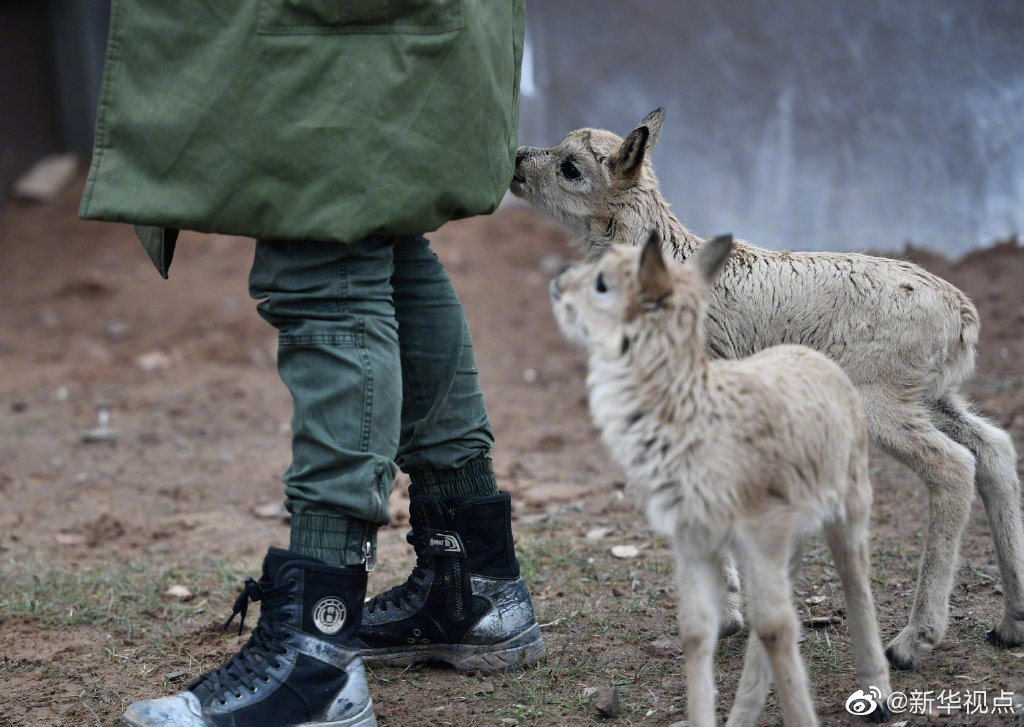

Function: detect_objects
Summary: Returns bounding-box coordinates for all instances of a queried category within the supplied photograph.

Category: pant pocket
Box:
[257,0,464,35]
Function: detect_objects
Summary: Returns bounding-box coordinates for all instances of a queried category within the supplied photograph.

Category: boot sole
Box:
[123,697,376,727]
[360,623,545,673]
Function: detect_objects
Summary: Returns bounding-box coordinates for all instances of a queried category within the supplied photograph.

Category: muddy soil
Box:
[1,176,1023,726]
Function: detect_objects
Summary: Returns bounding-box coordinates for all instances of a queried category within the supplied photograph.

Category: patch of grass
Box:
[0,555,246,649]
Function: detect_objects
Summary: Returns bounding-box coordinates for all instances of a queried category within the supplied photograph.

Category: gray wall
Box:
[0,0,109,194]
[520,1,1024,255]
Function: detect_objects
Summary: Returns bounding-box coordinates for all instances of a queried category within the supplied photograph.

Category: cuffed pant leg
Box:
[249,238,400,566]
[389,235,498,498]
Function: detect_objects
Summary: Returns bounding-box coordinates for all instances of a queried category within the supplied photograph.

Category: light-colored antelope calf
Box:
[514,109,1024,668]
[551,232,892,726]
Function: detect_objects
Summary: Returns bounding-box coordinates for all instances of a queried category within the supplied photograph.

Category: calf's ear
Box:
[634,107,665,158]
[610,125,649,181]
[637,230,673,305]
[696,234,734,284]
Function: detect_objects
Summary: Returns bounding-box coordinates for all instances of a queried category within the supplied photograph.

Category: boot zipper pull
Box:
[362,540,376,572]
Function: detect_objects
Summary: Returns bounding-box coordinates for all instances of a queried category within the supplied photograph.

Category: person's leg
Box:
[252,237,400,567]
[390,234,496,494]
[356,235,544,672]
[122,238,397,727]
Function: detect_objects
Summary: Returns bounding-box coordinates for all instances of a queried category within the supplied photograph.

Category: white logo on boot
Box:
[312,597,347,635]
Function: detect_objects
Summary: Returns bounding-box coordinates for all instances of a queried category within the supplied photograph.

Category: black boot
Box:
[356,489,545,672]
[122,547,376,727]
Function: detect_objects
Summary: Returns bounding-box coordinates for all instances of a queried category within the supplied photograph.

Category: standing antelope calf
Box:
[551,232,892,726]
[513,109,1024,668]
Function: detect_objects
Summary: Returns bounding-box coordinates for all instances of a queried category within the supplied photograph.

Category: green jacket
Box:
[79,0,525,277]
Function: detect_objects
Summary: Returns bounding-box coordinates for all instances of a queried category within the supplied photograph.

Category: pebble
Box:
[80,426,118,443]
[103,317,131,341]
[610,544,640,559]
[136,351,172,371]
[594,687,620,718]
[645,634,683,657]
[163,585,194,601]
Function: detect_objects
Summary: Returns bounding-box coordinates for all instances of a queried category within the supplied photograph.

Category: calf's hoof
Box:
[867,701,892,723]
[884,642,918,671]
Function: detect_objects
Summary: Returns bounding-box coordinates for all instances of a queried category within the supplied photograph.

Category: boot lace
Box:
[365,530,430,615]
[188,576,295,704]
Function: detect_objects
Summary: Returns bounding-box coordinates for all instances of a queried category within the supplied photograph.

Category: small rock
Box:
[473,682,495,695]
[582,687,600,700]
[55,532,85,546]
[13,153,78,202]
[645,634,683,657]
[103,317,131,341]
[522,368,538,383]
[164,671,188,683]
[252,501,289,520]
[668,721,689,727]
[136,351,172,371]
[610,544,640,559]
[804,595,827,606]
[55,386,70,401]
[81,407,118,443]
[164,585,194,601]
[586,526,613,541]
[81,426,118,443]
[595,687,620,718]
[500,719,519,727]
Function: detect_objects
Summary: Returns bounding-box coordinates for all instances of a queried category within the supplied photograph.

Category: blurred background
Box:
[3,0,1024,254]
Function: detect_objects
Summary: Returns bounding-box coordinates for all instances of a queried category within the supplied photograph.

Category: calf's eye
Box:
[560,158,582,180]
[595,272,608,293]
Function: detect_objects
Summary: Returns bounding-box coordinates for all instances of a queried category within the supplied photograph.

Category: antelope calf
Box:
[551,233,892,726]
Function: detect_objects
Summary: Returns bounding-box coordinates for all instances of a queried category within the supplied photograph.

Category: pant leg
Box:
[249,238,400,566]
[389,235,499,497]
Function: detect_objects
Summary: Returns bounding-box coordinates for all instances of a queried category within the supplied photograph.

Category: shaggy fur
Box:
[551,234,893,726]
[513,110,1024,668]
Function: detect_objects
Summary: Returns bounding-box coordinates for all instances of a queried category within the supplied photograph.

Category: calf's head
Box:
[512,109,666,243]
[550,231,733,360]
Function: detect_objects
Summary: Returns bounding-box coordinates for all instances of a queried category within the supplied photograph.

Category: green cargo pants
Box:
[249,236,498,567]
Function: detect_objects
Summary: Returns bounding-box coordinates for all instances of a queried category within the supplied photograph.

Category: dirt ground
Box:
[1,174,1023,726]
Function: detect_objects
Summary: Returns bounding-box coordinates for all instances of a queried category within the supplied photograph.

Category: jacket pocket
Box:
[258,0,464,35]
